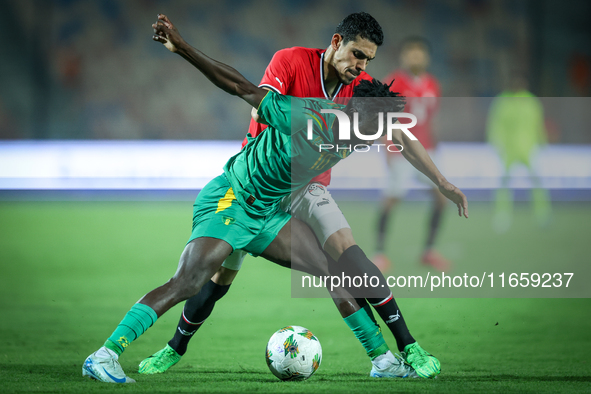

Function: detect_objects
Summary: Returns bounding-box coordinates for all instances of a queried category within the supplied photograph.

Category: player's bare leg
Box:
[84,237,232,383]
[139,255,239,374]
[137,238,232,316]
[260,219,360,317]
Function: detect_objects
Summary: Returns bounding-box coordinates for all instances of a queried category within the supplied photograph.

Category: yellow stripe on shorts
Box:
[216,187,236,213]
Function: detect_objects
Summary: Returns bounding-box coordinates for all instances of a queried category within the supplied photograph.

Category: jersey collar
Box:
[320,51,343,100]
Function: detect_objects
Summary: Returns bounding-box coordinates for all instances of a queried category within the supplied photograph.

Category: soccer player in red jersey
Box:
[138,15,450,379]
[373,37,451,272]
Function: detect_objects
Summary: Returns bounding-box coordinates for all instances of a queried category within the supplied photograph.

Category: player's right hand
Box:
[438,181,469,218]
[152,14,184,53]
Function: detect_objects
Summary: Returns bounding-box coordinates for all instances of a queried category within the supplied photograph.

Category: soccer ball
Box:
[265,325,322,381]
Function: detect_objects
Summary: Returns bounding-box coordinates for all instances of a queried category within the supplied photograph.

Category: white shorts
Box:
[283,183,350,248]
[221,183,350,271]
[221,249,247,271]
[384,150,438,198]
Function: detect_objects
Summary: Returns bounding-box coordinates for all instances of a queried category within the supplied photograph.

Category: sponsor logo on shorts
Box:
[222,216,235,225]
[307,184,325,197]
[317,198,330,207]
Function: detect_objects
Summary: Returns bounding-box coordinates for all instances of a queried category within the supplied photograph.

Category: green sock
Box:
[363,303,378,325]
[104,303,158,355]
[344,307,389,360]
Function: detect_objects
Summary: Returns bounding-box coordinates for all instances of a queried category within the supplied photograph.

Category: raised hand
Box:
[152,14,184,53]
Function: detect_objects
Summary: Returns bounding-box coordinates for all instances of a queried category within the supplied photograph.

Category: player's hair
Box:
[351,79,406,113]
[335,12,384,46]
[400,36,431,54]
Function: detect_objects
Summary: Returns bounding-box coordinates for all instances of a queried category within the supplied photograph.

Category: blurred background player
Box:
[373,37,450,272]
[486,73,551,233]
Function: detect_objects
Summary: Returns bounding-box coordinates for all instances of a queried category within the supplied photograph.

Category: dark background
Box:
[1,0,589,140]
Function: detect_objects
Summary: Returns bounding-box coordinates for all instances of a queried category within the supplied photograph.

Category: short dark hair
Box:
[400,36,431,54]
[335,12,384,46]
[350,79,406,116]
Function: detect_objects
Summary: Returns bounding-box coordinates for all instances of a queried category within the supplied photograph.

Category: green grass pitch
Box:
[1,199,590,393]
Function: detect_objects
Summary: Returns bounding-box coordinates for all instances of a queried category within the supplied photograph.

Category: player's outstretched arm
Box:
[391,128,469,218]
[152,14,266,109]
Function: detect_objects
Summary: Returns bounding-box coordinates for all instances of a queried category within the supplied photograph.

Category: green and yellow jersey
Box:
[223,91,351,217]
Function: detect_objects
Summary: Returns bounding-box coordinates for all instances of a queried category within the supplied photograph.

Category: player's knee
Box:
[165,276,199,301]
[325,229,356,261]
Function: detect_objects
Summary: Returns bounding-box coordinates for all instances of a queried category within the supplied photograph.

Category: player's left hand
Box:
[152,14,184,53]
[439,181,469,218]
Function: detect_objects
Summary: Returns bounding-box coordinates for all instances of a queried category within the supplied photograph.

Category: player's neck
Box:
[323,47,340,97]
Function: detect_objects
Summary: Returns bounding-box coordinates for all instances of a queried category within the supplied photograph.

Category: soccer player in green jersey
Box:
[82,14,468,383]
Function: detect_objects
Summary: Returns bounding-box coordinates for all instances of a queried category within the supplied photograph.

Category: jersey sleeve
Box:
[258,48,296,95]
[257,92,308,135]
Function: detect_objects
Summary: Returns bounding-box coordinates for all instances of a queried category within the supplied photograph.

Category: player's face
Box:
[401,45,430,73]
[332,35,378,84]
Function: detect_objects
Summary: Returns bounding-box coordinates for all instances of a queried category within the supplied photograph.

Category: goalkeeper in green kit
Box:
[82,14,468,384]
[487,74,551,232]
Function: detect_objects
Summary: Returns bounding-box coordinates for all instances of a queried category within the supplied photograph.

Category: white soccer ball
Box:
[265,325,322,381]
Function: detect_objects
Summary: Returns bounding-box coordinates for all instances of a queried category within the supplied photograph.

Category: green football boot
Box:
[138,344,182,374]
[402,342,441,378]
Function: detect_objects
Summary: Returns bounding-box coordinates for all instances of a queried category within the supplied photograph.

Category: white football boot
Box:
[82,347,136,383]
[370,350,419,378]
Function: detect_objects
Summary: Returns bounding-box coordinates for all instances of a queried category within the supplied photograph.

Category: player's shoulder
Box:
[273,47,322,62]
[265,91,338,113]
[261,90,310,108]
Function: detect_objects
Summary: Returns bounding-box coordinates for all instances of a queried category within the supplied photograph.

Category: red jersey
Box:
[383,70,440,150]
[242,47,374,186]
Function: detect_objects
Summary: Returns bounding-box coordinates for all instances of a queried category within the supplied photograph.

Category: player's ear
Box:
[331,34,343,51]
